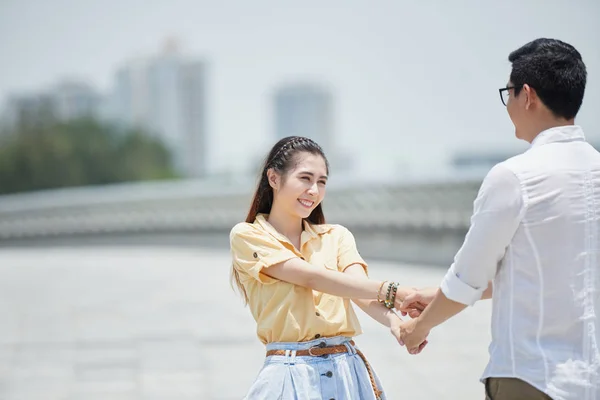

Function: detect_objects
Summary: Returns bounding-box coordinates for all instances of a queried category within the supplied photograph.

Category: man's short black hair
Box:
[509,38,587,120]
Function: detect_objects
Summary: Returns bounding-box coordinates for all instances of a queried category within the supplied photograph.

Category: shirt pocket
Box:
[306,249,339,271]
[323,255,339,271]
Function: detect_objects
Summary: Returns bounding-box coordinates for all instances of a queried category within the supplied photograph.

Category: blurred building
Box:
[108,40,208,178]
[52,81,101,121]
[453,141,600,175]
[272,82,354,174]
[1,81,100,132]
[2,94,56,132]
[274,83,334,153]
[452,151,512,171]
[451,150,519,179]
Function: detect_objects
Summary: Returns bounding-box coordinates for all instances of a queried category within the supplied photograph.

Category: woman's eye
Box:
[301,176,311,181]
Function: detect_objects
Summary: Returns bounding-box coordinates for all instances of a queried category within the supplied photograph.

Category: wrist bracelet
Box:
[377,281,387,303]
[384,282,399,309]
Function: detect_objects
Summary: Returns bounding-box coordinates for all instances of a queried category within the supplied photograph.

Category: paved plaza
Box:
[0,246,492,399]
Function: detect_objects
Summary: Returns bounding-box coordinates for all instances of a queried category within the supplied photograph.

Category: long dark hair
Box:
[232,136,330,303]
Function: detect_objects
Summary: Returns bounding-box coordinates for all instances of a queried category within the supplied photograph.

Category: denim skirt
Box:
[244,335,387,400]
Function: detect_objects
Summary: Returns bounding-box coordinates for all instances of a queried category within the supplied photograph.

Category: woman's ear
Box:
[266,168,279,191]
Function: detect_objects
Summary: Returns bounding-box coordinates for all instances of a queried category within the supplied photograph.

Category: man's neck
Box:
[527,118,575,143]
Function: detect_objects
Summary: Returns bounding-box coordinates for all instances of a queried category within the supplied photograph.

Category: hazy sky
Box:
[1,0,599,180]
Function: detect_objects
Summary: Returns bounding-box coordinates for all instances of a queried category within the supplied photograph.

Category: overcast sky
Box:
[1,0,599,180]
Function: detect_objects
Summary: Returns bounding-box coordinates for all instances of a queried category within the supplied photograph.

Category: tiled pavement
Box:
[0,246,492,399]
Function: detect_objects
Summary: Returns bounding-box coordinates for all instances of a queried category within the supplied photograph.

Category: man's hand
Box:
[398,287,439,317]
[390,316,428,354]
[398,318,430,355]
[394,287,425,318]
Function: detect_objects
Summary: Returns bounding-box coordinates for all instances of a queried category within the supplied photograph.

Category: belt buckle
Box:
[308,345,320,356]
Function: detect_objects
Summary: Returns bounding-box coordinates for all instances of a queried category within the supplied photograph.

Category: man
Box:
[399,38,599,400]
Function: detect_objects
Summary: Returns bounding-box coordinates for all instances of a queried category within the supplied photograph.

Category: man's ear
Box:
[523,83,536,110]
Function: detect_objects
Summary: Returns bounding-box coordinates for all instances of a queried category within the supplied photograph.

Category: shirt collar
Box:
[254,213,333,244]
[530,125,586,148]
[302,218,333,238]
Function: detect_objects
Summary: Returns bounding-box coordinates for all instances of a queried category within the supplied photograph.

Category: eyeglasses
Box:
[498,85,523,106]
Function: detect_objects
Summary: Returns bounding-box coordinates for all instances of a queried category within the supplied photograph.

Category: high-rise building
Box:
[52,81,100,121]
[1,81,100,132]
[273,83,334,153]
[1,94,56,132]
[179,61,207,178]
[112,59,152,131]
[109,41,207,177]
[271,82,355,174]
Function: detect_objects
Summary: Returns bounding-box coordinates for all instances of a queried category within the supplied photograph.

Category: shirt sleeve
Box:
[336,226,369,274]
[441,163,525,305]
[230,224,299,284]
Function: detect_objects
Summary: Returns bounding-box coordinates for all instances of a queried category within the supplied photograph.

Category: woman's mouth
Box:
[298,199,314,208]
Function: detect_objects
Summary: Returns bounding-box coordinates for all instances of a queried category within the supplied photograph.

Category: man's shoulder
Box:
[479,160,524,192]
[489,151,532,179]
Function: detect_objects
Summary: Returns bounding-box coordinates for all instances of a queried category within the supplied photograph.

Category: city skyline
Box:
[110,41,208,177]
[1,0,599,181]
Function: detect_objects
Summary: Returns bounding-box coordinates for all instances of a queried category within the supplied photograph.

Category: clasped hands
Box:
[390,287,437,355]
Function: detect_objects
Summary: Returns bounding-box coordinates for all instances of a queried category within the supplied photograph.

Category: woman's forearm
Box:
[264,258,413,303]
[351,298,400,327]
[345,264,403,328]
[264,257,383,299]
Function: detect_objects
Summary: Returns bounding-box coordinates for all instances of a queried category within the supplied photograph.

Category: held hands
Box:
[394,289,425,318]
[390,286,439,355]
[390,318,429,355]
[397,318,431,355]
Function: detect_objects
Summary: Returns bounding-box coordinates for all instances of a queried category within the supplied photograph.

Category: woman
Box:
[230,136,423,399]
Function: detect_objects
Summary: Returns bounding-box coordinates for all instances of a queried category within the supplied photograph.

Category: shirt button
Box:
[314,334,321,339]
[252,252,258,258]
[325,371,333,378]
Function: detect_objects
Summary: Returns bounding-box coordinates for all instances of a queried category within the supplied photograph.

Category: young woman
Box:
[230,136,424,399]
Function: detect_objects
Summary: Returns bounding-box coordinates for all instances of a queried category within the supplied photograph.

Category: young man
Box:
[399,38,598,400]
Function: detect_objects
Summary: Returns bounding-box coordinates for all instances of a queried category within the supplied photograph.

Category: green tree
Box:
[0,118,178,195]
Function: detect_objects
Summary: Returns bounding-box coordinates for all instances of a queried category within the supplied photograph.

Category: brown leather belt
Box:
[265,340,383,399]
[265,340,356,357]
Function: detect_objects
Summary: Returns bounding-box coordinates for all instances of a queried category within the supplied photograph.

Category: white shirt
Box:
[441,125,600,400]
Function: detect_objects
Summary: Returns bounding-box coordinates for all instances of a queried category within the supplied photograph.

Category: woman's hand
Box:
[395,287,438,318]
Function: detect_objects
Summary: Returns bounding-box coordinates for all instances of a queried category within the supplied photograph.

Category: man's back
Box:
[487,125,600,399]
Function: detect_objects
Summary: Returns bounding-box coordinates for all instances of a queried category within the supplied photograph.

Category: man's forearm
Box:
[416,289,467,332]
[482,281,493,299]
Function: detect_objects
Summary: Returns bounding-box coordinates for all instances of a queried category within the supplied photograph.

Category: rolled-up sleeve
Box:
[441,164,525,305]
[230,224,299,284]
[337,226,368,274]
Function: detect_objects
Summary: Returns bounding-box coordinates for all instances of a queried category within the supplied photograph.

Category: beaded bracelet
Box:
[384,282,399,309]
[385,282,393,304]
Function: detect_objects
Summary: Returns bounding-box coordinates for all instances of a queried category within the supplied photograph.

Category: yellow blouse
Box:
[230,214,368,344]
